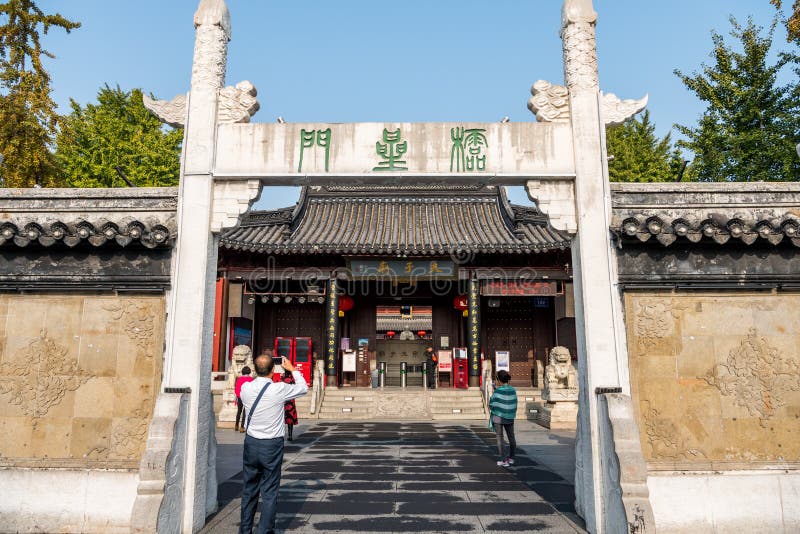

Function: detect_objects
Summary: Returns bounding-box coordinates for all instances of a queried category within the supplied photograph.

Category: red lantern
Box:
[338,294,354,312]
[453,294,468,311]
[386,331,396,339]
[417,330,427,338]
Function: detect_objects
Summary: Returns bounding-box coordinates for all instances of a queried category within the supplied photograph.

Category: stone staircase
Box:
[430,388,486,420]
[317,388,376,419]
[314,387,488,420]
[294,393,313,418]
[515,387,543,421]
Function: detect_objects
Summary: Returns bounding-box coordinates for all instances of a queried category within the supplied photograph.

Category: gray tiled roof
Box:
[220,186,570,255]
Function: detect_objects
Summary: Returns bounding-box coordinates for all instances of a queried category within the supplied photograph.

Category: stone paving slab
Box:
[203,421,585,533]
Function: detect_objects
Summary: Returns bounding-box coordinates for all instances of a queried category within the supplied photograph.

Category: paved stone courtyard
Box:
[203,421,584,533]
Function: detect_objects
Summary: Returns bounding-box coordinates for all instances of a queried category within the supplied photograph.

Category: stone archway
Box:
[142,1,653,532]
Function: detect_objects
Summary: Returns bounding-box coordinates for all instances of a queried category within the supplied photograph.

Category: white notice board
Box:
[342,350,356,373]
[495,351,510,372]
[437,350,452,372]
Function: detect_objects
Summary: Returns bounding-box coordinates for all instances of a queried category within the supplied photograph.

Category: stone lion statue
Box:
[227,345,254,388]
[545,346,578,392]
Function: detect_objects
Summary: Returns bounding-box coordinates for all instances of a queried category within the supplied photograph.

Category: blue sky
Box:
[41,1,788,207]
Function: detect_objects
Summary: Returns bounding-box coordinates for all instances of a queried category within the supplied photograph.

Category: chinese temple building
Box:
[215,184,576,387]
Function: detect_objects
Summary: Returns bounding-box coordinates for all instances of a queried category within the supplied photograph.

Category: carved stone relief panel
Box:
[625,292,800,470]
[0,295,165,468]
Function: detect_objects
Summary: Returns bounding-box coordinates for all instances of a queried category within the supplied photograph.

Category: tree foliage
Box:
[675,17,800,182]
[771,0,800,43]
[56,85,182,187]
[0,0,79,187]
[606,111,684,182]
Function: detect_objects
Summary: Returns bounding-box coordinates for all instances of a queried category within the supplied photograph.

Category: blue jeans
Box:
[239,435,284,534]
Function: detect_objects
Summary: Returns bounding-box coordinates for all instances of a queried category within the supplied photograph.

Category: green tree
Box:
[771,0,800,43]
[606,111,684,182]
[675,17,800,182]
[0,1,79,187]
[56,85,182,187]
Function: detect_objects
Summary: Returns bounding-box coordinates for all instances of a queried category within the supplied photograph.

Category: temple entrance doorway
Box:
[375,338,428,387]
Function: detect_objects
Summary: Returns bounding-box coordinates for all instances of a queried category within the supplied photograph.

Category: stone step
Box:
[431,409,485,416]
[431,406,485,413]
[320,402,374,408]
[322,392,376,399]
[318,412,372,420]
[431,413,487,420]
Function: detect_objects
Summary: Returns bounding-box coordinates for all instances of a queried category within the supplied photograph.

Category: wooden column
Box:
[467,279,481,387]
[325,279,340,386]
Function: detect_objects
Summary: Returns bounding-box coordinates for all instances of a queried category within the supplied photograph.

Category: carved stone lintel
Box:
[211,179,262,233]
[528,80,570,123]
[526,179,577,234]
[602,92,649,126]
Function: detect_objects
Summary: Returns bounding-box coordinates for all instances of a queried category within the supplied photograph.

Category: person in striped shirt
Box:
[489,370,517,467]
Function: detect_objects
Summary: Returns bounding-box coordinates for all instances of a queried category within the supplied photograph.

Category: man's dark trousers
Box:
[239,435,284,534]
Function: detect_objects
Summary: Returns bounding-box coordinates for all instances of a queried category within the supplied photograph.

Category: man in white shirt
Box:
[239,353,308,534]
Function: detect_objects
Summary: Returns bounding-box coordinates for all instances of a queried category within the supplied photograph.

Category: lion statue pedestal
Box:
[217,345,254,428]
[532,346,579,429]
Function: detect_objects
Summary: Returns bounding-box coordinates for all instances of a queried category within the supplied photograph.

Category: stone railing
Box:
[309,360,325,415]
[597,392,656,534]
[130,391,190,533]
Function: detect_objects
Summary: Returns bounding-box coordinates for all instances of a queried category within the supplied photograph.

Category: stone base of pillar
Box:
[531,400,578,430]
[468,376,479,387]
[217,390,238,429]
[326,376,338,387]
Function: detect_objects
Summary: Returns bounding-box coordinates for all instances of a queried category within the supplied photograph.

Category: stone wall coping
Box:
[610,182,800,247]
[611,181,800,208]
[0,187,178,212]
[0,187,178,249]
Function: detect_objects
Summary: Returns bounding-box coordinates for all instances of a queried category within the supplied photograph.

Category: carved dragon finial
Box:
[144,1,259,127]
[528,79,648,125]
[143,80,260,127]
[562,0,597,27]
[528,80,570,123]
[561,0,599,92]
[218,81,260,123]
[194,0,231,38]
[143,94,187,128]
[601,93,649,126]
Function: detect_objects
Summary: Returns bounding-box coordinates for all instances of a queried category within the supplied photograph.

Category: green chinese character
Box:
[373,128,408,171]
[451,127,487,172]
[298,128,332,172]
[317,128,331,171]
[450,127,465,172]
[464,129,487,171]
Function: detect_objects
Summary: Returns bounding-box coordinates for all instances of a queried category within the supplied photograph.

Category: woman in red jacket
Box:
[281,368,299,440]
[234,366,254,433]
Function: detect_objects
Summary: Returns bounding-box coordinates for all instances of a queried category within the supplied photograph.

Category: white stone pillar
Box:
[560,1,629,532]
[161,1,230,531]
